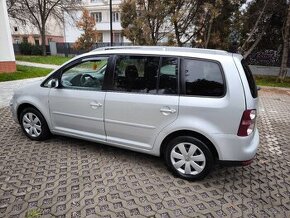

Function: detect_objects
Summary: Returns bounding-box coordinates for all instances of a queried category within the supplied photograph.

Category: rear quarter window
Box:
[241,59,257,98]
[181,58,225,97]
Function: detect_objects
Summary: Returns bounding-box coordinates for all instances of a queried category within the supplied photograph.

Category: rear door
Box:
[104,55,179,150]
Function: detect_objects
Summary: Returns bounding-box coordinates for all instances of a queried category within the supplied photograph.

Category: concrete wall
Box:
[249,65,290,77]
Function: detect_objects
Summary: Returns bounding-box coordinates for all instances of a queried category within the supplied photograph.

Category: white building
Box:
[65,0,130,44]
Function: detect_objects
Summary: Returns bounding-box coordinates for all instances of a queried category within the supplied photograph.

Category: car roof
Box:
[89,46,231,56]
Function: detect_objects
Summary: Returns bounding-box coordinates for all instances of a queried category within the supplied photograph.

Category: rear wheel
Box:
[20,107,50,141]
[164,136,213,180]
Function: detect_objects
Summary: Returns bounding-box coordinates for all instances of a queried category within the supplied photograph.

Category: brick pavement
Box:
[0,88,289,217]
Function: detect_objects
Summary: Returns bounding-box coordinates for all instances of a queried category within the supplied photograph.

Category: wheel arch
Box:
[17,103,43,122]
[160,130,219,160]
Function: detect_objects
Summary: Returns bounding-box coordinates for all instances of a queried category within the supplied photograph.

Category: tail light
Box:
[237,109,256,136]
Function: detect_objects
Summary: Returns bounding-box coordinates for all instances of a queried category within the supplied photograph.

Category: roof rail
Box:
[90,46,228,55]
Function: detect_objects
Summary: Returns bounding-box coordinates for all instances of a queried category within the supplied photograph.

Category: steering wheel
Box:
[80,74,95,85]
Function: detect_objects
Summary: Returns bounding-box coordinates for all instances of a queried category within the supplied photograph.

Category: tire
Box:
[164,136,213,180]
[20,107,50,141]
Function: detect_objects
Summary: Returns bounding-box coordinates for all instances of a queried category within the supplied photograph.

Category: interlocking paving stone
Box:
[0,88,290,217]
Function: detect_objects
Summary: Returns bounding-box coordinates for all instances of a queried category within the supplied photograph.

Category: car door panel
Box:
[105,92,179,149]
[49,89,106,140]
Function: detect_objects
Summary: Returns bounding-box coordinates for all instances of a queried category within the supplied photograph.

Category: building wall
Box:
[9,15,64,45]
[64,0,130,43]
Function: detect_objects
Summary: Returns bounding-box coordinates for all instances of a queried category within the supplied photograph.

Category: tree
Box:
[238,0,287,58]
[167,0,206,47]
[202,0,246,50]
[7,0,81,55]
[73,9,98,52]
[120,0,169,45]
[278,3,290,82]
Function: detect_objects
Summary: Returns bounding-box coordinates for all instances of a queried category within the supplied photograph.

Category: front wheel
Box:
[164,136,213,180]
[20,107,50,141]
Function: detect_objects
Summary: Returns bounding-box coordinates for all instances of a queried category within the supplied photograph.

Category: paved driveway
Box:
[0,89,289,217]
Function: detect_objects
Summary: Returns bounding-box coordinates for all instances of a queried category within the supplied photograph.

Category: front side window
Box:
[61,57,108,90]
[182,58,225,97]
[113,55,160,93]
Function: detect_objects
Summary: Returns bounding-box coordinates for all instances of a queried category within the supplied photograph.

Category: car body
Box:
[10,46,259,180]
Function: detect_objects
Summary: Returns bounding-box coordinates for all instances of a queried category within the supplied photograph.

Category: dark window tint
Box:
[182,59,225,97]
[158,57,178,95]
[241,59,257,98]
[113,55,160,93]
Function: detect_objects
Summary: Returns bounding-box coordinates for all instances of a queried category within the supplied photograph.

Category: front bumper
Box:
[9,99,18,123]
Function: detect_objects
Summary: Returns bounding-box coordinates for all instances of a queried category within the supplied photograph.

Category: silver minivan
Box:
[10,46,259,180]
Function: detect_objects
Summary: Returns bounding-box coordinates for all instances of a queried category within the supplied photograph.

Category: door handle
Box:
[160,107,176,115]
[90,102,102,109]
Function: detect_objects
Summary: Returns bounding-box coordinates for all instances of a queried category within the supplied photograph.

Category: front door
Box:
[49,56,109,141]
[104,55,179,149]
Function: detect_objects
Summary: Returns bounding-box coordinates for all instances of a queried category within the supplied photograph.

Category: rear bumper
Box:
[212,128,259,161]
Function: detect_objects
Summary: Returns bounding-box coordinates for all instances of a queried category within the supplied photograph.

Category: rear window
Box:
[181,58,225,97]
[241,59,257,98]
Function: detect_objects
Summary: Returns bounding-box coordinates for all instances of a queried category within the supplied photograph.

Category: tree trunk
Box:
[40,26,46,56]
[243,33,263,59]
[205,18,213,49]
[278,5,290,82]
[173,21,182,47]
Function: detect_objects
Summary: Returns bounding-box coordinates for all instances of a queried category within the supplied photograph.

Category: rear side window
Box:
[181,58,225,97]
[241,59,257,98]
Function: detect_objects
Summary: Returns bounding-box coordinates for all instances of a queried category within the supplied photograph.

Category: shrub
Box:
[19,42,33,55]
[31,45,42,55]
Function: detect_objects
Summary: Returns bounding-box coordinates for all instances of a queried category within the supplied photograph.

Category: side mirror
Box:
[48,79,59,88]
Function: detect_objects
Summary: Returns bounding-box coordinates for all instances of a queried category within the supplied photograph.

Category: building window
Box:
[14,27,18,32]
[113,33,121,43]
[97,33,103,42]
[112,12,120,22]
[34,38,39,45]
[14,37,20,44]
[23,37,28,43]
[91,12,102,23]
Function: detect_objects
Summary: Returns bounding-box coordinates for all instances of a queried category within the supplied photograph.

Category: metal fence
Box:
[53,42,133,56]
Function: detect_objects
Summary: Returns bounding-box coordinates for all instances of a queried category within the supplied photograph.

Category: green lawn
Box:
[16,55,71,65]
[0,65,51,82]
[254,75,290,88]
